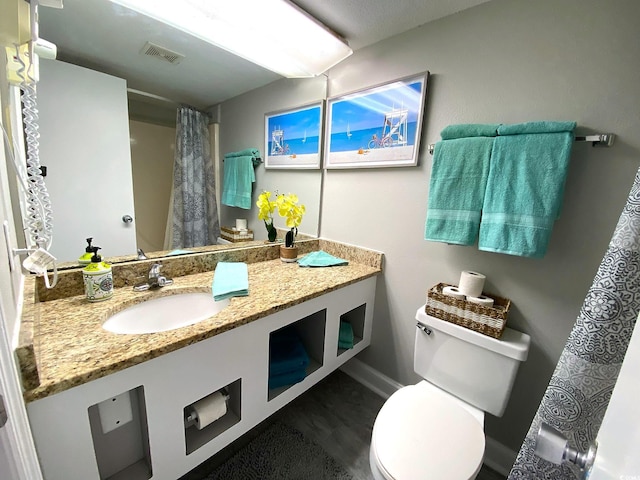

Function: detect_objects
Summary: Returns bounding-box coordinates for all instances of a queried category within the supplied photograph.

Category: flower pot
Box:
[280,245,299,263]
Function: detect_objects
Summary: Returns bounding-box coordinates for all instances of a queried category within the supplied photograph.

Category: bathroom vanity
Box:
[18,239,382,480]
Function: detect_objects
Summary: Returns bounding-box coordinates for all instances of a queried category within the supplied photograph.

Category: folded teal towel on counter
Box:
[221,149,261,209]
[440,123,501,140]
[166,249,191,256]
[479,121,576,257]
[338,321,354,350]
[425,136,494,245]
[298,250,348,267]
[212,262,249,301]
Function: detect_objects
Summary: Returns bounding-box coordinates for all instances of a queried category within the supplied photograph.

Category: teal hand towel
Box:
[297,250,348,267]
[424,136,494,245]
[223,148,263,167]
[338,321,354,350]
[221,150,259,209]
[440,124,500,140]
[479,123,576,257]
[212,262,249,301]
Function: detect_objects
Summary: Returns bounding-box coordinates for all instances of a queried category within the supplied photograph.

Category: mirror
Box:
[36,0,325,265]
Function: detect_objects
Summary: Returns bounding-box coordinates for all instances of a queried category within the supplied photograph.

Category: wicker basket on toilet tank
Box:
[425,283,511,339]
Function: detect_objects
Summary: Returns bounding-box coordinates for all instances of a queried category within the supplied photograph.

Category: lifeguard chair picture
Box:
[265,102,323,169]
[325,72,429,168]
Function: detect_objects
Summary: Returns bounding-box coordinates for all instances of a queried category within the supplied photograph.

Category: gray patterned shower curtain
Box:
[170,105,220,248]
[509,167,640,479]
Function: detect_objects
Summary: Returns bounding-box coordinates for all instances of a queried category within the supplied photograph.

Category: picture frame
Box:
[264,101,324,169]
[324,72,429,169]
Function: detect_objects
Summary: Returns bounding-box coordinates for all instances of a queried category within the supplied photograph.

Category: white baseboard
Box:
[340,357,517,476]
[483,436,517,476]
[340,357,403,399]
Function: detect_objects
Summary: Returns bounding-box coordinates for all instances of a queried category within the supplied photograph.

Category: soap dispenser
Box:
[78,237,94,265]
[82,246,113,302]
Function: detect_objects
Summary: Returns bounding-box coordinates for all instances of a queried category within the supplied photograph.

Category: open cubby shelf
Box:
[338,303,366,356]
[184,378,242,455]
[88,386,152,480]
[268,309,326,401]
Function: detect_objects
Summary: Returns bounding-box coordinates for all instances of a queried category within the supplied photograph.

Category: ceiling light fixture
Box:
[109,0,353,78]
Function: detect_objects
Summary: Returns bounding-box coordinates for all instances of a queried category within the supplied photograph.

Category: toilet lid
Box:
[372,385,485,480]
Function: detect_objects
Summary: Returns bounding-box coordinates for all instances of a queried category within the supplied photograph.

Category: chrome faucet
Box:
[133,263,173,291]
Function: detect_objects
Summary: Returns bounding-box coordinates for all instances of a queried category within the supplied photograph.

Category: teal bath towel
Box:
[479,121,576,257]
[212,262,249,301]
[269,327,310,376]
[297,250,348,267]
[221,149,261,209]
[440,123,500,140]
[425,136,494,245]
[338,321,354,350]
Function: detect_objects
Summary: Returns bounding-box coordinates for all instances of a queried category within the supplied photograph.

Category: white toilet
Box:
[369,306,531,480]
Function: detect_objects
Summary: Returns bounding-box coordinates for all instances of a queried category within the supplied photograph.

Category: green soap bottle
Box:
[79,237,94,265]
[82,247,113,302]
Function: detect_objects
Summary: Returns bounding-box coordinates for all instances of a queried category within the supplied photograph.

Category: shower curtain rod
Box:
[426,133,615,155]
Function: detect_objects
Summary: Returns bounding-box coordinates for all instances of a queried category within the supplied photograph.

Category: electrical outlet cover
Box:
[97,391,133,434]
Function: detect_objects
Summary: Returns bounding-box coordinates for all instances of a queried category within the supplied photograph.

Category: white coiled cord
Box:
[14,8,54,251]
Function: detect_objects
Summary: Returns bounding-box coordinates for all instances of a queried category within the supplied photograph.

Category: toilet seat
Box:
[371,384,485,480]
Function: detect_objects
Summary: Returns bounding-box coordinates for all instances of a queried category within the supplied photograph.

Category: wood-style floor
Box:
[183,370,507,480]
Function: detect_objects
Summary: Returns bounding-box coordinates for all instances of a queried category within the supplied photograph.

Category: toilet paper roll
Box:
[458,271,486,298]
[190,391,227,430]
[442,286,465,300]
[235,218,248,231]
[466,295,494,307]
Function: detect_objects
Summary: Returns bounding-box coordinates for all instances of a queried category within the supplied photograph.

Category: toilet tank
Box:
[414,307,530,417]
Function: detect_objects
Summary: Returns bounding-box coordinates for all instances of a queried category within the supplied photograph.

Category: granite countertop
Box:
[21,240,382,403]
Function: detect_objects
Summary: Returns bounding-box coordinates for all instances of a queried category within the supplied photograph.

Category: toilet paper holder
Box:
[184,389,230,428]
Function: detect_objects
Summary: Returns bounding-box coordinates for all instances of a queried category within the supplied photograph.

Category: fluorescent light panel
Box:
[110,0,353,77]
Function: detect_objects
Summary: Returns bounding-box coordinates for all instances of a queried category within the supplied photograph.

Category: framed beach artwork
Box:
[324,72,429,169]
[264,101,324,169]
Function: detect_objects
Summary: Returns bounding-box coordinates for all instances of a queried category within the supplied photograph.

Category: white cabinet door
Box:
[38,60,137,263]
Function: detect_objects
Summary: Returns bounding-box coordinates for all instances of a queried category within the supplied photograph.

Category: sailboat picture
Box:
[325,72,429,168]
[264,101,324,169]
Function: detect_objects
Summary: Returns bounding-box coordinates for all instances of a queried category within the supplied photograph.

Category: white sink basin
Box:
[103,293,230,334]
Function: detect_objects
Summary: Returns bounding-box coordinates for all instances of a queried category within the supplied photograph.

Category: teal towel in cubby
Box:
[440,123,500,140]
[269,328,310,376]
[425,136,494,245]
[479,121,576,257]
[212,262,249,301]
[268,369,307,389]
[338,321,354,350]
[298,250,348,267]
[221,149,261,209]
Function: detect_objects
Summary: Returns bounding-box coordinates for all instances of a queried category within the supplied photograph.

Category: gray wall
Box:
[321,0,640,453]
[218,77,326,239]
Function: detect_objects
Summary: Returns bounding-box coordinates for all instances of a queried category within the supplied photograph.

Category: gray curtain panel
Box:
[172,105,220,248]
[509,167,640,479]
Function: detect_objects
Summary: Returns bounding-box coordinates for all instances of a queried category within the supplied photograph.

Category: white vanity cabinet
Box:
[26,277,376,480]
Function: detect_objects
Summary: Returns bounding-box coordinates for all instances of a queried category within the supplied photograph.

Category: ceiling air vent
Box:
[140,42,185,65]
